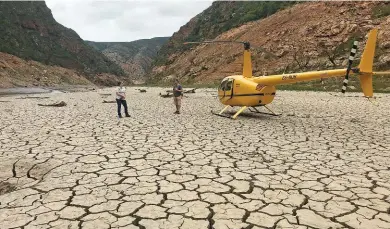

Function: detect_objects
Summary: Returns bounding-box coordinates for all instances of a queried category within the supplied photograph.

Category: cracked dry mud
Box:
[0,88,389,229]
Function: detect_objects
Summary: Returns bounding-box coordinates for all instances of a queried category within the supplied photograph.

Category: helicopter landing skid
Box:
[248,106,281,116]
[211,105,247,119]
[211,110,234,119]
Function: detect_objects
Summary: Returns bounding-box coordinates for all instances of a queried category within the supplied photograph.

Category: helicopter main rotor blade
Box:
[184,40,277,58]
[183,40,245,45]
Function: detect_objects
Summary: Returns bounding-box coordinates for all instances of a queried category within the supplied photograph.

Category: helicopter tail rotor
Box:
[341,41,358,94]
[340,28,378,98]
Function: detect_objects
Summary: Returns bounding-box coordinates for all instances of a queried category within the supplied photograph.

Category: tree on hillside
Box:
[318,41,338,68]
[291,46,311,71]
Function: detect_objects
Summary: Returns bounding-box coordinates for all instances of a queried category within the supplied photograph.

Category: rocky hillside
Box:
[86,37,169,84]
[152,1,294,68]
[149,1,390,91]
[0,1,126,87]
[0,52,127,88]
[0,52,89,88]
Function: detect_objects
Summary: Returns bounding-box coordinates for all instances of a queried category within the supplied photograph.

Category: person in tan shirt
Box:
[173,79,183,114]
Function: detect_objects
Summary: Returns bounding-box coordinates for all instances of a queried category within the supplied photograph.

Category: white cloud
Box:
[45,0,213,42]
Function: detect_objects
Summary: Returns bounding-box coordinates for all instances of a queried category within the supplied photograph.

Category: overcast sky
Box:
[45,0,213,42]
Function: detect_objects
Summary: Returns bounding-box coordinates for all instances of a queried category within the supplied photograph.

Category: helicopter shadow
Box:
[213,110,277,120]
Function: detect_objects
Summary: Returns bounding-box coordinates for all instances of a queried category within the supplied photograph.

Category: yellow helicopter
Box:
[185,28,390,119]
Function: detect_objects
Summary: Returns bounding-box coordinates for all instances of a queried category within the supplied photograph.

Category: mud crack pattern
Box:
[0,88,390,229]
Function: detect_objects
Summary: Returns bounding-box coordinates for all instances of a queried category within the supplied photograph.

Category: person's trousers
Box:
[116,99,129,116]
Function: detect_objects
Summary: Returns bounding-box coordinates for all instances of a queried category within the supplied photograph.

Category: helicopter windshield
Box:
[219,79,233,91]
[225,80,232,91]
[219,80,228,91]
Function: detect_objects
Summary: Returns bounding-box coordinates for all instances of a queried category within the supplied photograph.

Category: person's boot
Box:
[118,114,122,118]
[174,105,179,114]
[125,113,130,117]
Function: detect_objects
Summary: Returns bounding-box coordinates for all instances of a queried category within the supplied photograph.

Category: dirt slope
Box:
[150,2,390,86]
[152,1,294,68]
[0,52,122,88]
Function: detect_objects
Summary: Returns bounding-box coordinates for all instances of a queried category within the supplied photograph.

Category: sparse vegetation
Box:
[153,1,296,67]
[292,50,311,71]
[148,1,390,93]
[372,4,390,18]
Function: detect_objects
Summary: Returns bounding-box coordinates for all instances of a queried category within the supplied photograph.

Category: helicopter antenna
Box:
[184,40,252,77]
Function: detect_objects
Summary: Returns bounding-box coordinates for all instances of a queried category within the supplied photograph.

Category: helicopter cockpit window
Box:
[225,80,233,91]
[219,80,228,91]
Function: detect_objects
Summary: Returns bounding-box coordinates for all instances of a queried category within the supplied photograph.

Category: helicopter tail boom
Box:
[253,28,379,98]
[358,28,377,74]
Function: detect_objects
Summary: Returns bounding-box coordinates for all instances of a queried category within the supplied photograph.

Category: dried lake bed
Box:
[0,87,389,229]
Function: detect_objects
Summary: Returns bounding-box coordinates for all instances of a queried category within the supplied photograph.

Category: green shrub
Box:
[373,4,390,18]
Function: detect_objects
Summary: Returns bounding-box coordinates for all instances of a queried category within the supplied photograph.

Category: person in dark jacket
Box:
[115,82,130,118]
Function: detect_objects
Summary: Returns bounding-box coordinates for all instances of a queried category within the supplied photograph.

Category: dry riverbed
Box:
[0,87,389,229]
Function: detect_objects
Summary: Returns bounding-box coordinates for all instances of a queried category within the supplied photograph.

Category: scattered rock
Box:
[17,96,50,100]
[0,182,16,195]
[38,101,67,107]
[184,88,197,93]
[159,92,173,98]
[0,60,9,69]
[350,118,359,123]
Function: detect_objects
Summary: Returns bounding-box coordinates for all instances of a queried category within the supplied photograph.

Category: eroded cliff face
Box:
[86,37,169,84]
[152,1,294,71]
[0,1,127,87]
[149,2,390,85]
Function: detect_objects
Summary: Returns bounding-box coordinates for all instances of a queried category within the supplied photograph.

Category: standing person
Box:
[173,79,183,114]
[116,82,130,118]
